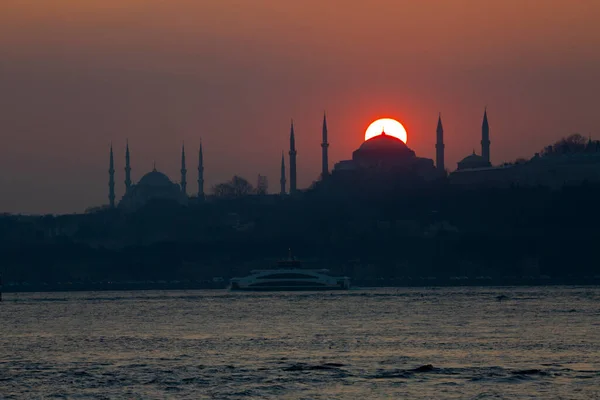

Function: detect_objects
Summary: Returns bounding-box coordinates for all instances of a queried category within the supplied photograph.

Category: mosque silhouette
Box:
[106,110,600,210]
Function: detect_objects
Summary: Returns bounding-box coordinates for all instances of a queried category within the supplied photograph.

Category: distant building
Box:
[450,148,600,188]
[454,109,492,171]
[331,130,440,180]
[108,142,205,211]
[449,110,600,188]
[102,109,600,211]
[119,168,188,210]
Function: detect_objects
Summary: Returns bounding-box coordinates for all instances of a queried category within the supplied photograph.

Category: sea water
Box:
[0,287,598,399]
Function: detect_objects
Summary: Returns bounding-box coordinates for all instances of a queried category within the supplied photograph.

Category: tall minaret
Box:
[481,107,490,164]
[435,113,445,172]
[109,144,115,208]
[280,151,286,195]
[180,143,187,194]
[289,120,297,194]
[197,140,204,200]
[321,112,329,179]
[124,140,132,192]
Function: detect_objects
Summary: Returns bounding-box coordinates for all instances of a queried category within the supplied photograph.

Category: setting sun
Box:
[365,118,407,143]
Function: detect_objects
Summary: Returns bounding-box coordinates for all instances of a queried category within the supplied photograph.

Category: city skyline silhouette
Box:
[1,0,600,213]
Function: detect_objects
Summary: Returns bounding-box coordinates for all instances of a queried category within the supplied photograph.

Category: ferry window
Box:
[260,273,314,279]
[250,281,326,287]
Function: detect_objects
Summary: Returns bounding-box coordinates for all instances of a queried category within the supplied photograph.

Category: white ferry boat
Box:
[229,254,350,291]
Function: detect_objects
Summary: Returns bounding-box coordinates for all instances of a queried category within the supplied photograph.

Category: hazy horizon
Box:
[1,0,600,214]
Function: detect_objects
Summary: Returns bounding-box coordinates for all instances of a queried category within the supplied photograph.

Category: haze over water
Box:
[1,287,599,399]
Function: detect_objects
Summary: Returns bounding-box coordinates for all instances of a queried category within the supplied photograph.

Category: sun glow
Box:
[365,118,407,143]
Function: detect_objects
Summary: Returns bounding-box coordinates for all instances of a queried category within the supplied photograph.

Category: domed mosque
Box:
[329,119,442,182]
[105,110,493,208]
[276,113,449,197]
[108,141,205,211]
[455,108,492,170]
[305,110,493,187]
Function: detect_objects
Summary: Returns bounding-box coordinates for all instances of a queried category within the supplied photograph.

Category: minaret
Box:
[180,143,187,195]
[481,107,490,164]
[109,144,115,208]
[280,151,286,195]
[321,112,329,179]
[289,120,297,194]
[435,113,445,172]
[197,140,204,200]
[124,140,132,192]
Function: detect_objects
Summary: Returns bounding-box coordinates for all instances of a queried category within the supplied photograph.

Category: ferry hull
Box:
[229,264,351,292]
[230,285,349,292]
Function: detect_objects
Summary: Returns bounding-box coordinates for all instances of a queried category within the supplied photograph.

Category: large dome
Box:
[351,133,417,170]
[355,134,416,159]
[137,170,173,187]
[119,169,187,211]
[331,129,440,180]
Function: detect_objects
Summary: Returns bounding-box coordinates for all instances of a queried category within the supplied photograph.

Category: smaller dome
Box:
[457,151,491,170]
[138,170,173,187]
[459,153,485,164]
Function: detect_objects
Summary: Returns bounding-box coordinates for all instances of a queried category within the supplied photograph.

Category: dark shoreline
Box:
[3,277,599,293]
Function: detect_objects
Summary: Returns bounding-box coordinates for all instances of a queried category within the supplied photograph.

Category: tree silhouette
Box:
[542,133,587,156]
[256,174,268,195]
[212,175,255,199]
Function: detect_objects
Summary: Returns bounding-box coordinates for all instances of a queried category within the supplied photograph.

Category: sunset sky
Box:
[1,0,600,214]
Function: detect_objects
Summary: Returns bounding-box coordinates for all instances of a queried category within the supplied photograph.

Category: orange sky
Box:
[1,0,600,213]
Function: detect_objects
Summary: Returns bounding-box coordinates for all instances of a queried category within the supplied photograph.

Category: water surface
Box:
[1,287,599,399]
